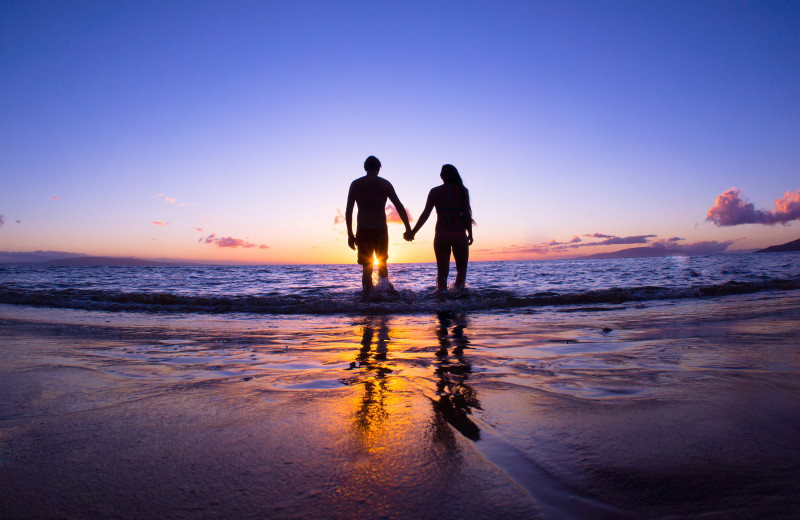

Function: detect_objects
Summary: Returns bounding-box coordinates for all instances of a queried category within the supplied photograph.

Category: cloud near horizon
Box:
[479,232,735,257]
[548,236,582,246]
[151,221,168,226]
[545,233,657,251]
[386,204,413,224]
[199,233,269,249]
[707,188,800,226]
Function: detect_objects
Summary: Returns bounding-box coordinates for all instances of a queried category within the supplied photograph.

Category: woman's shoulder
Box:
[427,185,443,197]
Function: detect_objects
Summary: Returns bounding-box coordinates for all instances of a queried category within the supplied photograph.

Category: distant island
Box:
[38,256,186,267]
[756,238,800,253]
[584,246,689,260]
[0,251,190,266]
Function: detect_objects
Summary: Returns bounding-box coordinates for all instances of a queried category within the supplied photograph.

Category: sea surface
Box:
[0,253,798,315]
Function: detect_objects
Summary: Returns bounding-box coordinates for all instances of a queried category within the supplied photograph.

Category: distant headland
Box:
[755,238,800,253]
[0,251,191,266]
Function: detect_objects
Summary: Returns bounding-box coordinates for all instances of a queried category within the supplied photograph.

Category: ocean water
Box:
[0,253,797,315]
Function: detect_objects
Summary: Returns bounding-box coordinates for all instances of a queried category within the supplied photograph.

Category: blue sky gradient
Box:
[2,1,798,262]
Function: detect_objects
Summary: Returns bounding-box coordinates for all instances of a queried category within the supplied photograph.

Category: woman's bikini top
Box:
[436,185,464,225]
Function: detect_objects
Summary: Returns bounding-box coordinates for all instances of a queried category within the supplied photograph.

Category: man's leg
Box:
[362,264,374,293]
[376,233,390,283]
[377,259,388,279]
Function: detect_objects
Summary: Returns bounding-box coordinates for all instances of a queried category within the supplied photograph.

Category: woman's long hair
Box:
[440,164,476,226]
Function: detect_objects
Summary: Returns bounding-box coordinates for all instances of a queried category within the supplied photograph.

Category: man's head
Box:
[364,155,382,173]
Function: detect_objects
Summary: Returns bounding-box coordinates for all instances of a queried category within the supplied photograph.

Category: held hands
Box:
[403,230,415,242]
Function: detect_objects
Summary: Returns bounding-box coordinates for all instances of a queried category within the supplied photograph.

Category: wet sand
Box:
[1,292,800,519]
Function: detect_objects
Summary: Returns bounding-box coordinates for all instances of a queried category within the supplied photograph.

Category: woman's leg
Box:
[452,235,469,288]
[433,235,451,290]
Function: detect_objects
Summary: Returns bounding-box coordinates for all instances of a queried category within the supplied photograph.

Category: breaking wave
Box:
[1,278,798,315]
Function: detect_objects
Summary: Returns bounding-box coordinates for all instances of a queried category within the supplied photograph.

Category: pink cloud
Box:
[594,234,656,246]
[155,193,193,206]
[481,232,669,256]
[548,236,582,246]
[479,236,736,257]
[333,206,414,225]
[475,244,551,255]
[707,188,800,226]
[195,227,204,232]
[50,196,59,200]
[217,237,254,248]
[386,204,413,224]
[200,233,269,249]
[151,221,168,226]
[548,233,656,250]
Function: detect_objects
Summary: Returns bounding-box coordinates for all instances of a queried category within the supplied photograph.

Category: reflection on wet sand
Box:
[340,313,482,449]
[341,317,394,449]
[431,310,481,442]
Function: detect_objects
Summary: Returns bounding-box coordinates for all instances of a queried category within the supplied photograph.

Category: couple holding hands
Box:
[345,155,475,294]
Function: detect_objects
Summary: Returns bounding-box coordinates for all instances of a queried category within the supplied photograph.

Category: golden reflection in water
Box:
[341,317,398,453]
[332,314,483,510]
[341,313,482,451]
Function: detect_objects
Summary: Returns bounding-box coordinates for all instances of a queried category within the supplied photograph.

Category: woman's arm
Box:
[409,190,435,237]
[464,189,474,245]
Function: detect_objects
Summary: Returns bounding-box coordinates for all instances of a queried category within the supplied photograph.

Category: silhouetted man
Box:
[346,155,412,294]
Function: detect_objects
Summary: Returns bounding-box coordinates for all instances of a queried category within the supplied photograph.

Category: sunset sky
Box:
[1,1,798,264]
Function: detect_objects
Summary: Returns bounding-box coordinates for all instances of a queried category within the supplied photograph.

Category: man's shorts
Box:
[356,228,389,266]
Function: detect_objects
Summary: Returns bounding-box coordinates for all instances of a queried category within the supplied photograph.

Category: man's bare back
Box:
[348,175,398,230]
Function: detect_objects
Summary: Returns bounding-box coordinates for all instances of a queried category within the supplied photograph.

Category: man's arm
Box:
[387,185,412,234]
[345,184,357,250]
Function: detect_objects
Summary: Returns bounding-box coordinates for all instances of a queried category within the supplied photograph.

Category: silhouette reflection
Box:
[431,310,482,441]
[341,313,482,449]
[342,317,393,446]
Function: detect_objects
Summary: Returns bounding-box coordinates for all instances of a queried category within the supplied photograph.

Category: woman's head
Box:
[440,164,475,225]
[440,164,462,185]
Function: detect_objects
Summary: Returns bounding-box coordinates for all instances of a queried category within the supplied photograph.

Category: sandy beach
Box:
[1,291,800,519]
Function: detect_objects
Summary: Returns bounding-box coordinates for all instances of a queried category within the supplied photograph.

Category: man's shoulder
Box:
[376,176,393,188]
[351,175,393,189]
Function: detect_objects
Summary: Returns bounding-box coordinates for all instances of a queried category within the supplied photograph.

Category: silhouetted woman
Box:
[406,164,475,290]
